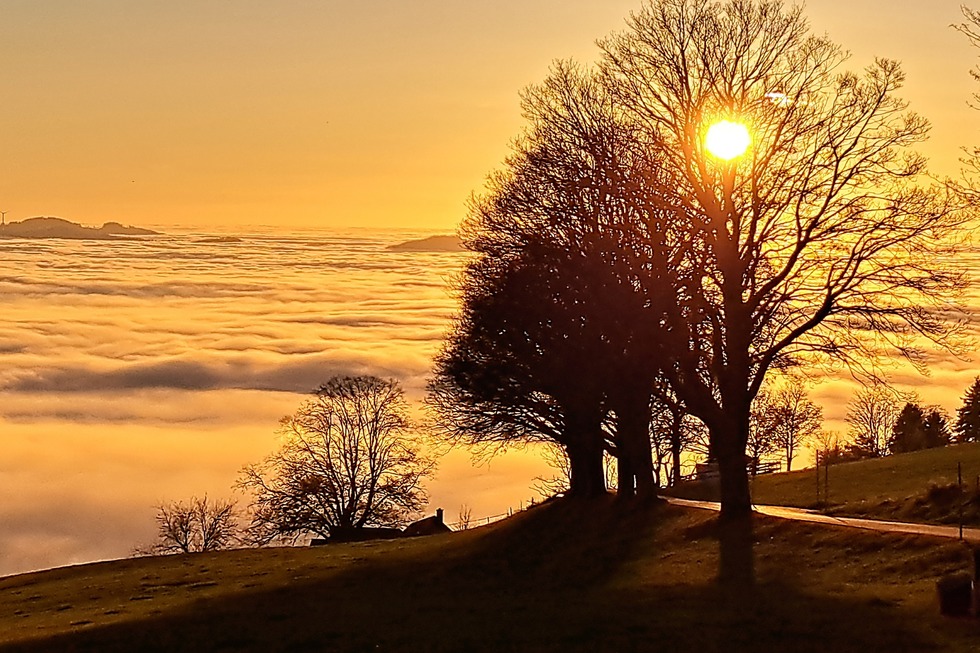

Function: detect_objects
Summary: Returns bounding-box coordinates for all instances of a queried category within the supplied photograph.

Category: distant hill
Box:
[0,217,161,240]
[387,235,464,252]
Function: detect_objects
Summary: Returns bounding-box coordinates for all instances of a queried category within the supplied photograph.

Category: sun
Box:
[705,120,751,160]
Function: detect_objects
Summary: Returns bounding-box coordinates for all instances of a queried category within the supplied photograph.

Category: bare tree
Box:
[746,387,781,475]
[531,442,574,498]
[769,380,823,471]
[457,505,473,530]
[812,430,842,466]
[845,384,901,458]
[650,389,708,487]
[599,0,968,534]
[957,7,980,93]
[151,495,240,554]
[239,376,435,543]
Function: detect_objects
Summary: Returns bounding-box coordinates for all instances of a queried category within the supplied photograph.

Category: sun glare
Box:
[705,120,751,161]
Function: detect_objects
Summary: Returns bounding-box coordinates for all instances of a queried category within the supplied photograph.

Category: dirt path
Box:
[666,497,980,542]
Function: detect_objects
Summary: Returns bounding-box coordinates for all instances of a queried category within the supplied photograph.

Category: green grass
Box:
[671,442,980,526]
[1,498,979,652]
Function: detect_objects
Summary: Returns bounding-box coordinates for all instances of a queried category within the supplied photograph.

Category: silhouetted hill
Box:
[387,235,464,252]
[0,217,160,240]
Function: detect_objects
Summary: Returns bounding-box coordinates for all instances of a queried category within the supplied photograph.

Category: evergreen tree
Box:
[889,403,926,454]
[955,378,980,443]
[923,409,952,449]
[890,403,951,453]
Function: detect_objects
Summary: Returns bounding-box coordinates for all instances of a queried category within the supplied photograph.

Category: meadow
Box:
[0,499,977,652]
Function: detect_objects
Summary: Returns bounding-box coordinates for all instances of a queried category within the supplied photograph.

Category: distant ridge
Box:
[387,235,464,252]
[0,217,161,240]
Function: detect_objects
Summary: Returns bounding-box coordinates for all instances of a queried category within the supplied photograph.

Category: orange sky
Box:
[0,0,976,230]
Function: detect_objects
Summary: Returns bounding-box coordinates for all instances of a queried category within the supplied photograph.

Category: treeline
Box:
[819,378,980,465]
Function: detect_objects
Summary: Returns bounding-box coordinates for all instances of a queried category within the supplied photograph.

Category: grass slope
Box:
[759,442,980,525]
[1,499,978,652]
[673,442,980,525]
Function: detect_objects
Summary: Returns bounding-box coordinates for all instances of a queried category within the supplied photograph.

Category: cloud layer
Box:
[2,230,980,577]
[0,230,487,576]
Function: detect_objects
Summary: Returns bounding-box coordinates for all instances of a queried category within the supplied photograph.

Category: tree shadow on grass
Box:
[0,498,952,653]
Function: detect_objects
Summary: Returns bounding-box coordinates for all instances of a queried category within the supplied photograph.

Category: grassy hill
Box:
[672,442,980,526]
[1,499,978,652]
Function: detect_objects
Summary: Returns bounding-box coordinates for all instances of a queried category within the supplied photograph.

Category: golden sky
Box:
[0,0,976,230]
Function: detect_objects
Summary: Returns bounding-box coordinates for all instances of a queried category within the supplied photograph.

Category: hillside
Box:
[1,499,977,652]
[752,443,980,522]
[672,442,980,525]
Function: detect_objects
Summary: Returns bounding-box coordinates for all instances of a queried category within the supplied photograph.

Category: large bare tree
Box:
[239,376,434,543]
[599,0,968,528]
[594,0,969,584]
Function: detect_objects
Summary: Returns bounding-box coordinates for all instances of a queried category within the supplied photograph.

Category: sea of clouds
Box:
[1,228,979,577]
[0,229,551,577]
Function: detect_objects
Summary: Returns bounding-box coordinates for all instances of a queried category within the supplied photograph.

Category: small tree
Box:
[152,496,240,554]
[457,505,473,530]
[955,377,980,443]
[813,430,841,466]
[746,388,780,475]
[239,376,435,543]
[769,381,822,472]
[846,385,901,458]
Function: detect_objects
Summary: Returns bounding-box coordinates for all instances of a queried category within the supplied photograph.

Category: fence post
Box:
[816,459,821,505]
[959,462,964,540]
[824,461,829,505]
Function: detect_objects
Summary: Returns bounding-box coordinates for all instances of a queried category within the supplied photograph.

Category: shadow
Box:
[0,499,949,653]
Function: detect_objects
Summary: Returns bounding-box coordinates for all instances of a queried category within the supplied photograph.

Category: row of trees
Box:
[428,0,971,584]
[537,374,980,488]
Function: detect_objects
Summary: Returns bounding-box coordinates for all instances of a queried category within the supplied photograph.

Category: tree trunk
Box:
[565,412,606,498]
[713,417,752,518]
[670,414,683,487]
[710,409,755,585]
[616,388,657,499]
[717,512,754,587]
[617,448,636,498]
